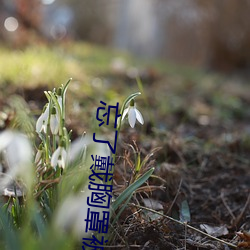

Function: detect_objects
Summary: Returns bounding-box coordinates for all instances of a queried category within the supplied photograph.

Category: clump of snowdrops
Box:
[0,79,153,250]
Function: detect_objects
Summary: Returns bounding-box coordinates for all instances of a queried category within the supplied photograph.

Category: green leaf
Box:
[32,209,46,237]
[111,192,133,226]
[135,152,141,173]
[0,207,21,250]
[112,167,154,212]
[179,199,191,222]
[61,78,72,98]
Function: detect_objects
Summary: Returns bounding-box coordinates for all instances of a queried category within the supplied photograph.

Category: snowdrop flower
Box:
[67,134,110,162]
[50,106,59,135]
[0,130,33,190]
[54,186,104,238]
[122,99,144,128]
[51,142,67,169]
[36,103,50,133]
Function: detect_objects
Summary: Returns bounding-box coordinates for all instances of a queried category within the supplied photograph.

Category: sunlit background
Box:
[1,0,250,72]
[0,2,250,249]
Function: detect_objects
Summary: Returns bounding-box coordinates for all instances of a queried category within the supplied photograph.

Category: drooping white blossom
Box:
[0,130,33,190]
[36,103,50,133]
[55,186,104,238]
[50,106,59,135]
[51,145,67,169]
[122,99,144,128]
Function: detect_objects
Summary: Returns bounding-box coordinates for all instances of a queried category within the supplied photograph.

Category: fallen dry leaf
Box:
[200,224,229,237]
[237,231,250,248]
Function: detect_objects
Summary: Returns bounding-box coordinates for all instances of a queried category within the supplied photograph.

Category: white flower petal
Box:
[44,104,50,118]
[51,147,68,169]
[61,148,67,160]
[36,113,45,133]
[67,135,110,166]
[0,131,33,191]
[122,107,129,120]
[0,130,13,151]
[50,114,59,135]
[57,96,63,111]
[55,186,103,238]
[135,109,144,125]
[60,148,67,169]
[41,122,47,133]
[51,147,61,168]
[128,107,136,128]
[5,133,32,170]
[36,104,50,134]
[55,195,82,234]
[121,102,144,128]
[58,159,64,169]
[68,137,87,163]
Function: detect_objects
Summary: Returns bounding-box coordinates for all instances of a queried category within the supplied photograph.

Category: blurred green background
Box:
[1,0,250,150]
[0,1,250,250]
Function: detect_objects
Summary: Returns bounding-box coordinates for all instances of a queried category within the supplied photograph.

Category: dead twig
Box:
[233,192,250,227]
[166,178,183,215]
[102,244,141,248]
[221,190,236,222]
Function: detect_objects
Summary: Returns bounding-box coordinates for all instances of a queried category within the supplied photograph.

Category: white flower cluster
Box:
[36,93,62,135]
[35,87,67,170]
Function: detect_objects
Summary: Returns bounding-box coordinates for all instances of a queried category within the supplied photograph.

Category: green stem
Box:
[52,134,56,152]
[61,78,72,126]
[113,92,141,161]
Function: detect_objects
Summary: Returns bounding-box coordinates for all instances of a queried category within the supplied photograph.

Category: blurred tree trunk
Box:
[204,0,250,71]
[15,0,42,45]
[161,0,250,71]
[0,0,42,46]
[69,0,114,44]
[16,0,41,31]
